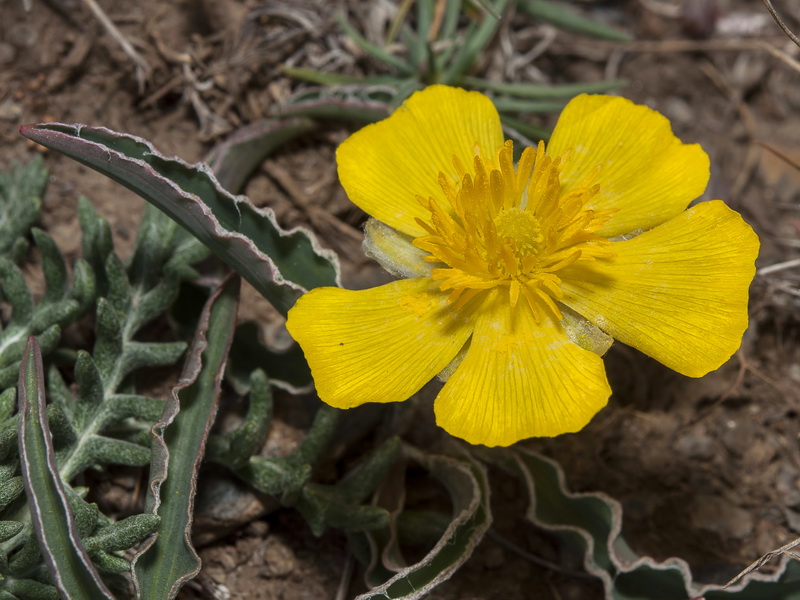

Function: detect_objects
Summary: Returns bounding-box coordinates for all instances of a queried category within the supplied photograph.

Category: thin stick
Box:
[726,537,800,587]
[762,0,800,50]
[758,258,800,276]
[81,0,151,91]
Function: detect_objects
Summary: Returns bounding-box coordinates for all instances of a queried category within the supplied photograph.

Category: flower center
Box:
[412,140,615,320]
[493,208,543,259]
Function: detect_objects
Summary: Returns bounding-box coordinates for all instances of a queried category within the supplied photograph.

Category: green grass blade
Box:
[19,124,340,316]
[17,337,114,600]
[442,0,511,85]
[461,75,628,98]
[131,276,239,600]
[491,98,566,113]
[518,0,632,42]
[336,14,414,75]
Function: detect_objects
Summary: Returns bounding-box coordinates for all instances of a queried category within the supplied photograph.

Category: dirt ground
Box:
[3,0,800,598]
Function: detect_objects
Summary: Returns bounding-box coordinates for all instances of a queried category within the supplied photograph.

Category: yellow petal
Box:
[286,278,474,409]
[547,94,710,237]
[559,200,759,377]
[434,291,610,447]
[337,85,504,237]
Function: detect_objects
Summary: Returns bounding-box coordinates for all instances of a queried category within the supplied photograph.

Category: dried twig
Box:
[726,537,800,587]
[758,258,800,276]
[762,0,800,50]
[758,40,800,74]
[81,0,151,92]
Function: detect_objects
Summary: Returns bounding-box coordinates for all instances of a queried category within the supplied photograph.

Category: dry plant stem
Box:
[758,40,800,74]
[333,553,355,600]
[758,257,800,275]
[762,0,800,50]
[637,0,681,18]
[579,38,789,53]
[725,537,800,587]
[81,0,151,91]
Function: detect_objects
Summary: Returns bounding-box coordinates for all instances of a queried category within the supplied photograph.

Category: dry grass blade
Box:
[725,537,800,587]
[762,0,800,50]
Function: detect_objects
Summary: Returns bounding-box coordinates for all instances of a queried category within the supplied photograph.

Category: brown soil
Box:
[3,0,800,598]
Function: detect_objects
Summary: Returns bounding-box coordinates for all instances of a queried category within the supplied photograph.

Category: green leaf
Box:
[442,0,511,85]
[336,14,414,75]
[461,75,628,98]
[508,448,800,599]
[226,322,312,394]
[235,404,340,499]
[19,124,340,315]
[277,95,392,125]
[206,368,272,469]
[85,514,160,554]
[0,156,47,260]
[206,117,316,195]
[296,437,402,536]
[491,98,566,114]
[31,229,67,305]
[518,0,633,42]
[353,444,492,599]
[0,521,23,543]
[3,578,59,600]
[0,474,24,512]
[17,337,114,600]
[74,436,152,471]
[132,276,239,600]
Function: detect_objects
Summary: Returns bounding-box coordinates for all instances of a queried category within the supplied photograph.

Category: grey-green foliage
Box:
[0,159,208,598]
[0,157,88,390]
[0,156,47,263]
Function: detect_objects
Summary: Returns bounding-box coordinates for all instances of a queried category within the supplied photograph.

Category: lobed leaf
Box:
[205,368,272,469]
[0,157,47,261]
[295,437,402,536]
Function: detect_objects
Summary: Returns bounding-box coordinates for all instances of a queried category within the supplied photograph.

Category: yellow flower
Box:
[286,85,759,447]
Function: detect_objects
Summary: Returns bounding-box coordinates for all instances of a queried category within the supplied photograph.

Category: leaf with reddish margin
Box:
[18,337,114,600]
[507,447,800,600]
[131,276,239,600]
[205,116,316,195]
[19,123,340,315]
[353,444,492,600]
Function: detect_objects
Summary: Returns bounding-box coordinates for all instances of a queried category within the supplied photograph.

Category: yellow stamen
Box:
[411,140,615,316]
